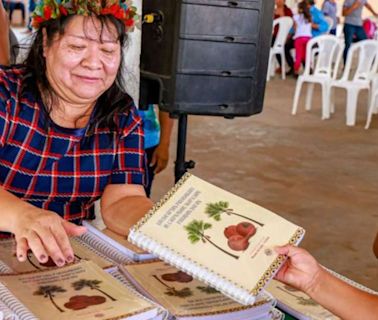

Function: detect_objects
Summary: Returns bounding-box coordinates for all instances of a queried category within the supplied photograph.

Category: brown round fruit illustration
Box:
[224,225,238,238]
[227,234,249,251]
[236,222,256,238]
[161,271,193,283]
[64,295,106,310]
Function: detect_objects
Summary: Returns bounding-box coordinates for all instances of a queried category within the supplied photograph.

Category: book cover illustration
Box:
[0,261,158,320]
[0,238,112,274]
[266,279,339,320]
[121,260,273,318]
[131,174,304,297]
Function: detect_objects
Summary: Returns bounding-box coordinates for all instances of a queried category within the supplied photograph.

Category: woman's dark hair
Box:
[23,14,130,133]
[298,1,312,23]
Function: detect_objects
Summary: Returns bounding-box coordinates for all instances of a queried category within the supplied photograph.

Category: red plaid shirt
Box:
[0,66,146,236]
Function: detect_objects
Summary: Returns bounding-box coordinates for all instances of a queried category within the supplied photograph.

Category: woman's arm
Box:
[0,2,10,65]
[0,187,86,266]
[343,0,363,17]
[275,245,378,320]
[101,184,153,236]
[150,110,173,174]
[365,2,378,16]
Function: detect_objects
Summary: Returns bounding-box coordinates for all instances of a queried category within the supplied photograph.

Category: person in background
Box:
[273,0,294,74]
[139,105,173,197]
[1,0,25,25]
[322,0,338,35]
[307,0,329,37]
[275,245,378,320]
[342,0,378,63]
[293,1,313,77]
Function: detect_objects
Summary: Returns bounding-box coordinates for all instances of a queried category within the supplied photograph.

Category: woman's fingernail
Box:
[40,254,47,261]
[57,258,65,266]
[18,254,24,260]
[66,255,74,263]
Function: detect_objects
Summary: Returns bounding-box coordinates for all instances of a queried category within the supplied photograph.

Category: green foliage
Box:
[297,297,318,306]
[165,287,193,298]
[196,286,219,294]
[184,220,212,243]
[33,285,66,297]
[72,279,102,291]
[205,201,230,221]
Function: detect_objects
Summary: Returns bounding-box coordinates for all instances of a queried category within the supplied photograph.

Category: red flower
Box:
[59,6,68,16]
[126,19,134,27]
[32,16,44,28]
[44,6,52,20]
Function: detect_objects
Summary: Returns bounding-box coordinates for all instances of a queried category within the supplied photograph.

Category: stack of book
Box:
[4,174,372,320]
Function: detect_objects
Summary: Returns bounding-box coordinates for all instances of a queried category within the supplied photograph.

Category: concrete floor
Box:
[152,75,378,291]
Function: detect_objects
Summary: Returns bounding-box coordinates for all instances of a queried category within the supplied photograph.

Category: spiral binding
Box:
[0,261,12,274]
[106,267,169,320]
[129,173,305,305]
[77,232,133,265]
[0,284,35,320]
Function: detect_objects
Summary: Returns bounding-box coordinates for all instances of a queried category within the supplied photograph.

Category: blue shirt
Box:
[139,105,160,149]
[310,5,329,37]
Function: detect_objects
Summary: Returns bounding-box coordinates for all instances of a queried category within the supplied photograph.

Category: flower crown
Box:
[31,0,139,31]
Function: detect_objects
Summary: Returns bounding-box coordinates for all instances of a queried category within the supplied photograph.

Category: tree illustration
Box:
[205,201,264,227]
[72,279,116,301]
[196,285,219,294]
[33,285,66,312]
[278,286,318,306]
[152,275,193,298]
[184,220,239,259]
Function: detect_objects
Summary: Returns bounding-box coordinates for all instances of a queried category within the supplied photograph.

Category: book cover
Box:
[0,261,160,320]
[129,174,305,305]
[0,238,113,274]
[120,260,275,319]
[266,279,339,320]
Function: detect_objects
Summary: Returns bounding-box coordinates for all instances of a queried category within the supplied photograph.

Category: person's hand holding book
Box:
[274,245,321,296]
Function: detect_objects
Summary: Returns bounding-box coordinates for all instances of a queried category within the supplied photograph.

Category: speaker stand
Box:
[174,114,195,182]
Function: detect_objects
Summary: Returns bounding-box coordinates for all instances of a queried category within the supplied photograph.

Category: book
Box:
[266,279,339,320]
[0,224,146,274]
[266,270,378,320]
[82,220,155,262]
[0,260,163,320]
[128,173,305,305]
[0,237,115,274]
[120,259,276,320]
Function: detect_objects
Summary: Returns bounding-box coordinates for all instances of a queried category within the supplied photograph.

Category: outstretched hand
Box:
[274,245,322,295]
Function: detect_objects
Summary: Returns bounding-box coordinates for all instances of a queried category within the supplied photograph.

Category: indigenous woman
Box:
[0,0,151,268]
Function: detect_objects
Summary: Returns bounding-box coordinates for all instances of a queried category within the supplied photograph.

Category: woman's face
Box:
[43,15,122,105]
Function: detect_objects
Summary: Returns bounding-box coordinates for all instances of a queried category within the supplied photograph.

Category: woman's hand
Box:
[274,245,322,295]
[150,143,169,174]
[12,207,86,267]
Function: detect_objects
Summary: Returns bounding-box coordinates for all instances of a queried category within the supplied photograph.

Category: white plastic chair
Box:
[365,75,378,129]
[292,35,344,119]
[324,16,334,34]
[329,40,378,126]
[267,17,293,81]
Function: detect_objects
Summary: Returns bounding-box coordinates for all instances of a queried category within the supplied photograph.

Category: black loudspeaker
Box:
[140,0,274,117]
